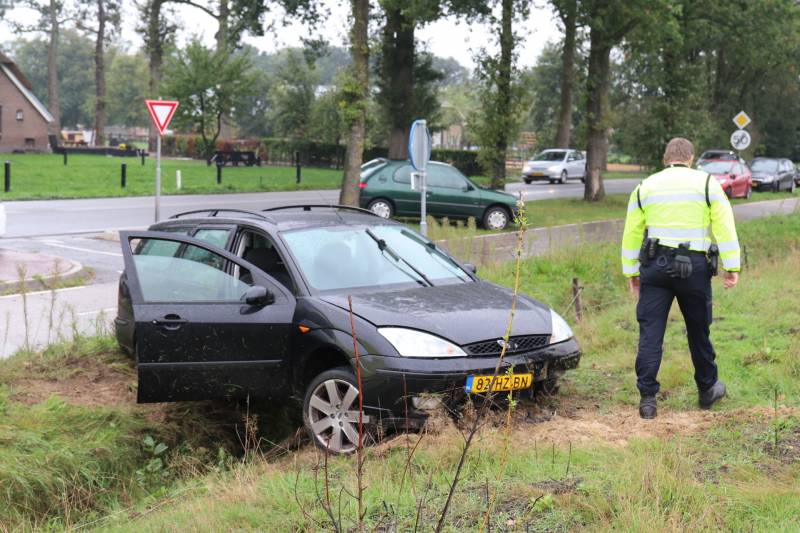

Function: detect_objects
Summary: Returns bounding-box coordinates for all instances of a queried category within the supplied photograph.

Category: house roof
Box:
[0,51,54,123]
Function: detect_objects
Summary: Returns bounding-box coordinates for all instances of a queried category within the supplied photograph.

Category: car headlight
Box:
[378,327,467,358]
[550,309,573,344]
[762,175,773,182]
[522,164,531,172]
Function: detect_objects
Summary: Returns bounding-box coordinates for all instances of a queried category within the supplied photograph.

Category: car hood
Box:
[525,160,562,169]
[320,281,552,345]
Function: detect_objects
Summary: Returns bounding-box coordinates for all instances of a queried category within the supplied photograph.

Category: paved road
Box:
[2,179,642,238]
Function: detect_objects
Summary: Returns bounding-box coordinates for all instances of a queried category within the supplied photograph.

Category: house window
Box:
[16,109,24,121]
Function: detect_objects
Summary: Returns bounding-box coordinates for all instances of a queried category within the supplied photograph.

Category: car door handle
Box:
[153,314,187,331]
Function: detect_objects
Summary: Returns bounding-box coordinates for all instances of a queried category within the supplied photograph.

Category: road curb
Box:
[0,257,85,295]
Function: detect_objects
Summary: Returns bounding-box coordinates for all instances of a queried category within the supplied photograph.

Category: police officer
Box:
[621,138,740,419]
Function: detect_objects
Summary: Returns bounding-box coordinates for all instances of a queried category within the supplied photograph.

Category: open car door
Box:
[119,231,296,403]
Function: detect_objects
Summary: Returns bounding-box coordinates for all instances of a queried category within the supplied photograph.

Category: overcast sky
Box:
[1,0,563,70]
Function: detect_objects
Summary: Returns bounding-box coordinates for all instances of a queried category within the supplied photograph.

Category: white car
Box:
[521,149,586,184]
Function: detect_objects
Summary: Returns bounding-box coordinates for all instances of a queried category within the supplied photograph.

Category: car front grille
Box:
[464,334,551,357]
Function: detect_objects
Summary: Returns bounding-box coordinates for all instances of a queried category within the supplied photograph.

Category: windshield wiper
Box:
[365,228,434,287]
[400,229,472,282]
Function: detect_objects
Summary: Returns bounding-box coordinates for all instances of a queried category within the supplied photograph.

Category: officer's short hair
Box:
[663,138,694,164]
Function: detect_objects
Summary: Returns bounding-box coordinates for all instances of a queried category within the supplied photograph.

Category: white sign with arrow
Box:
[408,119,432,236]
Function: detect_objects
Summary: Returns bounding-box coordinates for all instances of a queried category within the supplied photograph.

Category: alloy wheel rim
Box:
[308,378,365,454]
[370,201,391,218]
[487,210,507,230]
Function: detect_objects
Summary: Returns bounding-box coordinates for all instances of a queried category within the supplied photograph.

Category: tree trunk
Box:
[339,0,369,206]
[554,0,576,149]
[93,0,106,146]
[215,0,228,52]
[490,0,514,189]
[583,28,610,202]
[383,5,414,159]
[147,0,164,151]
[46,0,61,135]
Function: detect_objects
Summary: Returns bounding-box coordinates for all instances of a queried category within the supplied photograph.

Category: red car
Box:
[698,160,753,199]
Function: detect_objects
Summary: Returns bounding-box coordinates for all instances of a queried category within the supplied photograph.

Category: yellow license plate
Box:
[531,172,544,176]
[465,373,533,393]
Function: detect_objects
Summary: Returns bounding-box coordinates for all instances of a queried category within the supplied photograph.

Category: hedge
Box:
[159,136,482,176]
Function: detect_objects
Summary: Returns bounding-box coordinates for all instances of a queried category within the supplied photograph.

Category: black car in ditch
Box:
[114,206,581,454]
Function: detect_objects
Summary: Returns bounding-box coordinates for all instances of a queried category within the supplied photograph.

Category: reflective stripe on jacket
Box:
[621,166,740,277]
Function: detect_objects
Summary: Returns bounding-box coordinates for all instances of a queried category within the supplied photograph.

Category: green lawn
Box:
[0,153,345,200]
[2,213,799,531]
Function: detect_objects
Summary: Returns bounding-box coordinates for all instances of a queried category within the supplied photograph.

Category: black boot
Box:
[639,395,657,419]
[699,381,726,410]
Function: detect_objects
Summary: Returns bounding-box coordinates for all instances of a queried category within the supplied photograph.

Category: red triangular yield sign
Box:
[145,99,179,136]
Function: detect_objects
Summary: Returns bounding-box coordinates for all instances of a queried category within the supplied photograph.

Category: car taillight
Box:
[359,182,367,189]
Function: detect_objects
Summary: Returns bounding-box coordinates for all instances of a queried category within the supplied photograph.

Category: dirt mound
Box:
[9,355,136,407]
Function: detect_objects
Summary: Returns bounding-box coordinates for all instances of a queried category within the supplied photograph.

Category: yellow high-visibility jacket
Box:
[621,165,740,277]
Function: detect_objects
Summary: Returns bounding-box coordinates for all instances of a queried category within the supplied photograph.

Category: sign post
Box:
[408,119,432,236]
[731,110,752,153]
[145,99,179,222]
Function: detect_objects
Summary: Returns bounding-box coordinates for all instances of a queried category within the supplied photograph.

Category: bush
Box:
[431,148,481,176]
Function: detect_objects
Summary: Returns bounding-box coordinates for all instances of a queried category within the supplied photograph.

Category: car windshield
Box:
[531,151,566,162]
[281,225,471,292]
[750,159,778,172]
[701,152,735,161]
[699,161,735,174]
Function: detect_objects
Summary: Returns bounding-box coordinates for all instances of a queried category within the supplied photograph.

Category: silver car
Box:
[521,149,586,184]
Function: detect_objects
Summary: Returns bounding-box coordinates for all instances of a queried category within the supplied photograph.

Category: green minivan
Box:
[358,159,519,230]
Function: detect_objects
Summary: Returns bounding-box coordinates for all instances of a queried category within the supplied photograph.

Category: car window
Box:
[181,228,232,270]
[699,161,735,174]
[532,151,566,161]
[135,227,192,256]
[751,159,778,172]
[427,165,466,189]
[129,237,252,302]
[281,225,470,292]
[393,165,413,184]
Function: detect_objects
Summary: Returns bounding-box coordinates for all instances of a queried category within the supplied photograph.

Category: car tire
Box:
[773,181,780,193]
[548,179,555,185]
[534,378,560,396]
[303,366,367,455]
[559,170,567,184]
[791,179,796,194]
[482,205,510,231]
[367,198,394,219]
[725,187,732,199]
[745,185,752,200]
[523,178,532,185]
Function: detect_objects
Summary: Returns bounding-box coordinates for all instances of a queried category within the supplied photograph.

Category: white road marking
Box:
[0,285,86,299]
[77,307,116,317]
[38,241,123,257]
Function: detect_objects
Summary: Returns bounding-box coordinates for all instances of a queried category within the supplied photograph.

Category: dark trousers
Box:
[636,252,718,396]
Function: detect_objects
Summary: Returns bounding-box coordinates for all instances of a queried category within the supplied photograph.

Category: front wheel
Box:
[523,178,532,185]
[483,206,510,231]
[303,367,368,455]
[791,179,796,194]
[745,184,752,200]
[367,198,394,219]
[559,170,567,184]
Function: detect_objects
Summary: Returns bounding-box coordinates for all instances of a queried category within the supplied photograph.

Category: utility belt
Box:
[640,238,719,278]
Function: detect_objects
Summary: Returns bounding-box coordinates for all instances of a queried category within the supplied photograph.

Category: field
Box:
[0,153,648,201]
[1,213,799,531]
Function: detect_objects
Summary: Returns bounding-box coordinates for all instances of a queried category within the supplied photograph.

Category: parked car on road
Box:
[698,160,753,199]
[358,159,518,230]
[521,149,586,184]
[114,206,581,454]
[749,157,797,193]
[695,149,746,167]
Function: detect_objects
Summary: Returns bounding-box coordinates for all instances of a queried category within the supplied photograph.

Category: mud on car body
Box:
[115,206,581,454]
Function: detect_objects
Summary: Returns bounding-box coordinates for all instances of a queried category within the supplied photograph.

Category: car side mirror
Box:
[244,285,274,306]
[464,263,477,274]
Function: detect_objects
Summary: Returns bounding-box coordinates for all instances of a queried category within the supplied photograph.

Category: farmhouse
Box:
[0,51,53,152]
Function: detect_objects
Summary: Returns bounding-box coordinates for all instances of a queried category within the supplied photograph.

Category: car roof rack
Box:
[169,208,273,221]
[262,204,379,217]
